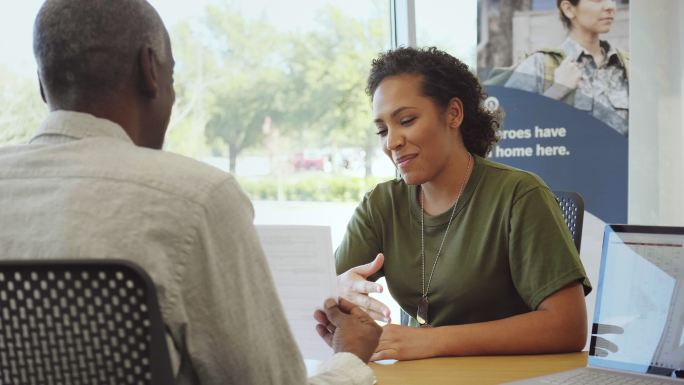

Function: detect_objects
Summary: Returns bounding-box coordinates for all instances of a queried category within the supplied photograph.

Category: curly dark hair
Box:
[366,46,499,157]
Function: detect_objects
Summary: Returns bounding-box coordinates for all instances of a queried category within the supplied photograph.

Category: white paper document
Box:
[255,225,338,360]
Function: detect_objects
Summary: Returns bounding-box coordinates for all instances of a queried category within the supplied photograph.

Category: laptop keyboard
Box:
[539,370,669,385]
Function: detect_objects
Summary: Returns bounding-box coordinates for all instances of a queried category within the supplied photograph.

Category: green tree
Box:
[206,70,284,172]
[163,22,214,159]
[280,3,388,176]
[200,6,288,172]
[165,1,389,177]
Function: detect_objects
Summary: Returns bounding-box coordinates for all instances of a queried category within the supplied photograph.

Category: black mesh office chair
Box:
[552,191,585,252]
[0,259,174,385]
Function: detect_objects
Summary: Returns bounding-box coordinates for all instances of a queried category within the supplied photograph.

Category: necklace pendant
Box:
[416,296,429,326]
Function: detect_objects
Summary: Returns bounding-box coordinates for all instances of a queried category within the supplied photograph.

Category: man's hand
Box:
[337,253,391,321]
[553,56,583,90]
[314,298,382,363]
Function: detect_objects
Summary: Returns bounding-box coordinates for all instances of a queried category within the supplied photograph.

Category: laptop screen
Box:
[589,225,684,378]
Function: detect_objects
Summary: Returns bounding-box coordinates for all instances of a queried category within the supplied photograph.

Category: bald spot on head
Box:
[33,0,168,105]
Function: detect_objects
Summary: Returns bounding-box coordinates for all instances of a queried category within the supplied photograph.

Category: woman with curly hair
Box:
[334,47,591,360]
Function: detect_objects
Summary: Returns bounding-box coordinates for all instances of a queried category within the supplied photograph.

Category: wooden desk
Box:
[370,352,587,385]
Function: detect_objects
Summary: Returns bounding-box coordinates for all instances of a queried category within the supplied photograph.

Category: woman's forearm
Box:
[429,284,587,357]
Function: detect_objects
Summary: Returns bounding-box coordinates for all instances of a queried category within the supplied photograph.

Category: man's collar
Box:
[30,110,134,144]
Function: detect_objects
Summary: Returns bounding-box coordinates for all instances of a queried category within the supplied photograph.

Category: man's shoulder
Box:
[137,145,230,183]
[117,143,240,201]
[1,138,241,206]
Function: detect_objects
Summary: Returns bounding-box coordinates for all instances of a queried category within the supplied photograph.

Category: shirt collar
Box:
[601,40,619,60]
[561,37,620,63]
[29,110,134,145]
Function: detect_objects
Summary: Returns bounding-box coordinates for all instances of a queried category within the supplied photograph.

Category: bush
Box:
[237,175,390,202]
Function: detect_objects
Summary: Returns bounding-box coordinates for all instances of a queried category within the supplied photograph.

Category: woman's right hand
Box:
[337,253,391,322]
[553,56,583,90]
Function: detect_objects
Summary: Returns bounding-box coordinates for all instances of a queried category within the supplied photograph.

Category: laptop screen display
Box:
[590,225,684,378]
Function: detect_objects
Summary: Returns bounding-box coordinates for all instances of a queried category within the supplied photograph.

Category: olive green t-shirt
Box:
[335,155,591,327]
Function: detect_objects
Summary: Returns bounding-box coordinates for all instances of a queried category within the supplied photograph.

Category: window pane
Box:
[415,0,477,68]
[2,0,397,322]
[0,1,46,145]
[157,0,391,244]
[155,0,395,318]
[2,1,392,244]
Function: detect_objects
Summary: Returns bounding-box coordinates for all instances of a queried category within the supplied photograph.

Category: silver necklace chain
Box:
[420,152,473,298]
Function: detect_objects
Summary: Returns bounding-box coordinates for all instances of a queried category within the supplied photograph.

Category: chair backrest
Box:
[0,259,174,385]
[553,191,585,252]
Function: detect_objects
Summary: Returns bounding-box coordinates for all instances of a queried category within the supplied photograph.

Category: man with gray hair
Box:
[0,1,380,384]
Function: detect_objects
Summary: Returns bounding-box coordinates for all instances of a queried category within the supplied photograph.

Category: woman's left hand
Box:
[370,324,436,361]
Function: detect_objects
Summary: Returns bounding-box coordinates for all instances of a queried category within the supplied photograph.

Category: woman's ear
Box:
[560,0,575,20]
[447,97,464,130]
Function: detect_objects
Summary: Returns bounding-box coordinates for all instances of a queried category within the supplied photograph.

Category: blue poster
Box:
[477,1,631,347]
[477,0,630,224]
[484,86,627,223]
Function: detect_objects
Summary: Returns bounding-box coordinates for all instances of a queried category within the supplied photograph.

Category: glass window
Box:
[0,1,46,145]
[1,0,392,247]
[2,0,398,320]
[415,0,478,68]
[156,0,393,247]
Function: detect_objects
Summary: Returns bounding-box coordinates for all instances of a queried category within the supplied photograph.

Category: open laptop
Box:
[507,224,684,384]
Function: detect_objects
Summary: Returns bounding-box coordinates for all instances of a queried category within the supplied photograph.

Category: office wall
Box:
[630,1,684,226]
